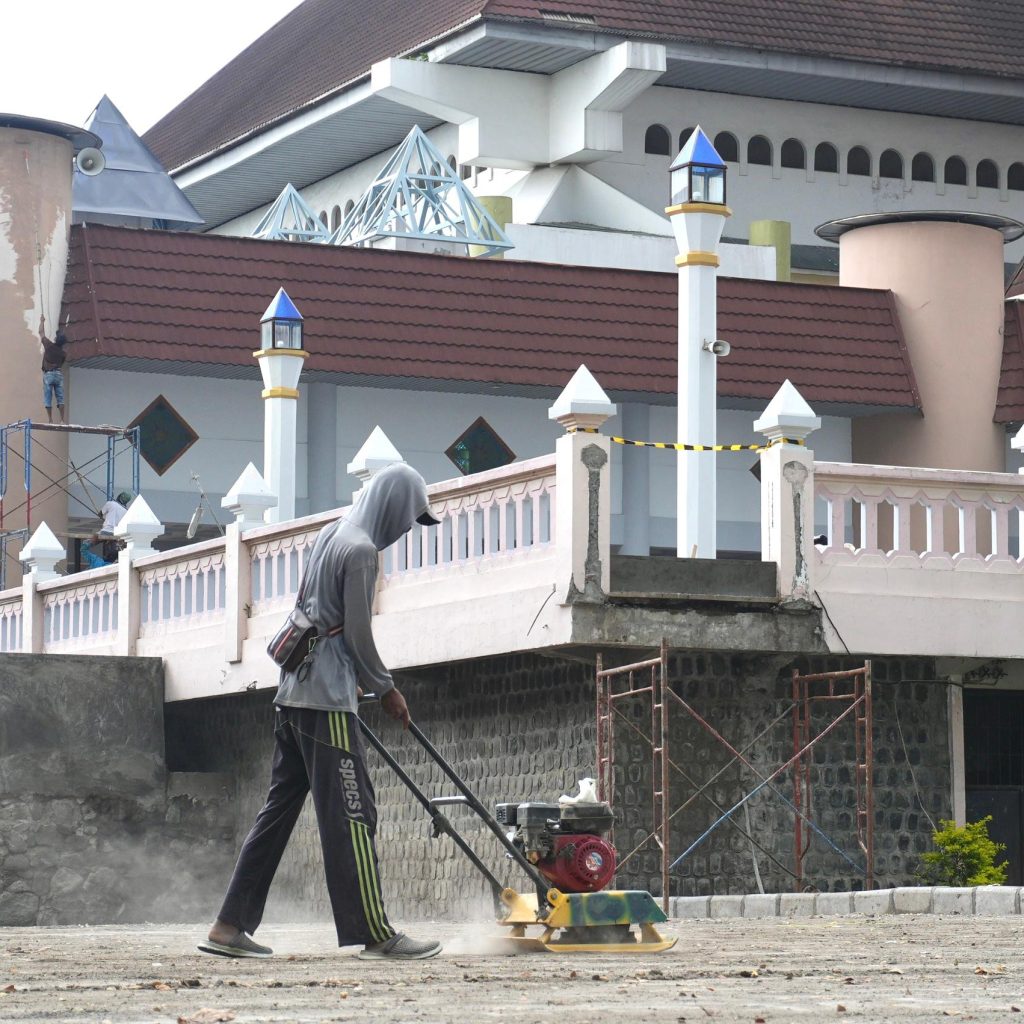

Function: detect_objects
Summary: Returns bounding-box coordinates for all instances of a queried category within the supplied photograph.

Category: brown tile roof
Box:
[998,301,1024,424]
[64,223,919,413]
[143,0,1024,171]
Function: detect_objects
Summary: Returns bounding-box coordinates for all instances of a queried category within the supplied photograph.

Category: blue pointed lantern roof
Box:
[261,287,303,323]
[671,126,725,170]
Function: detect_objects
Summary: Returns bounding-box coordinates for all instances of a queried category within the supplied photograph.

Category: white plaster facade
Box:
[206,78,1024,267]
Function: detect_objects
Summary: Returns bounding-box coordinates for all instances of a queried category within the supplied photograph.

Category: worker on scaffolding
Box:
[39,314,67,425]
[81,491,133,568]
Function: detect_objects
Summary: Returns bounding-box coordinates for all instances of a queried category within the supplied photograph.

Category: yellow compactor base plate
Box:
[495,888,677,954]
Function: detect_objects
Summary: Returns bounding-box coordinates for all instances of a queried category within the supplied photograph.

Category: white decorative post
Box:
[221,463,275,663]
[19,522,65,653]
[222,462,277,529]
[347,426,404,490]
[549,365,616,602]
[19,522,65,582]
[256,288,308,523]
[667,126,730,559]
[113,496,165,656]
[754,380,821,603]
[114,496,165,558]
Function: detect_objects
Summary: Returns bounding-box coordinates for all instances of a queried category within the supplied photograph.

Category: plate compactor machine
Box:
[359,706,675,954]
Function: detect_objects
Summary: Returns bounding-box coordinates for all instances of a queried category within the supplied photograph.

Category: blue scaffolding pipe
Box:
[668,696,867,876]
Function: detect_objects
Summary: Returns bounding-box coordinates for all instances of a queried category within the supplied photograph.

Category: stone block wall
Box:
[0,654,235,926]
[615,654,951,899]
[165,650,952,925]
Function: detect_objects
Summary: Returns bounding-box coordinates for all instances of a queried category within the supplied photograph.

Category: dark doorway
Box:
[964,689,1024,884]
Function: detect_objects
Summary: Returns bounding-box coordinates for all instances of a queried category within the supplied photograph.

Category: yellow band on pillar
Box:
[261,387,300,399]
[665,202,732,217]
[253,349,310,360]
[675,251,720,268]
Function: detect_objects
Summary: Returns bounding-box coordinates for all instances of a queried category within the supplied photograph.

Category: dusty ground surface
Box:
[2,915,1023,1023]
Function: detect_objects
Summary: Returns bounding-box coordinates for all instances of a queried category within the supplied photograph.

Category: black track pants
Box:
[217,707,395,947]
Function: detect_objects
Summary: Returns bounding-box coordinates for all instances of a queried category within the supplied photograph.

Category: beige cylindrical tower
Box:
[0,115,99,578]
[819,212,1019,472]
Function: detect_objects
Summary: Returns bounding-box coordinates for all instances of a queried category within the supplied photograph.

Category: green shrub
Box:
[917,816,1008,887]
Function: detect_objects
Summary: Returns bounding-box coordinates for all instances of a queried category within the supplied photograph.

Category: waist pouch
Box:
[268,607,321,673]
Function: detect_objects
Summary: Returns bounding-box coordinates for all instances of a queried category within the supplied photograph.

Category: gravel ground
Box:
[2,915,1023,1023]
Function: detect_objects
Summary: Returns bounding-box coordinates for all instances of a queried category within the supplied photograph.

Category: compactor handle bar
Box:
[357,695,551,912]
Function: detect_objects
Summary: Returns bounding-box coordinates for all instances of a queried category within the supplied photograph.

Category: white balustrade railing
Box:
[0,587,23,653]
[138,539,226,637]
[39,566,119,652]
[382,455,557,581]
[248,510,346,617]
[815,462,1024,568]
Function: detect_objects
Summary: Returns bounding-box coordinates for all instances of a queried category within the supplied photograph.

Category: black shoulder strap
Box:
[295,519,341,607]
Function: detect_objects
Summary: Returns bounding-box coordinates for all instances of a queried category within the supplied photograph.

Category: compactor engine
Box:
[496,800,617,893]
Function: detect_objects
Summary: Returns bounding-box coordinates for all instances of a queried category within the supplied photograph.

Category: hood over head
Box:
[348,462,439,550]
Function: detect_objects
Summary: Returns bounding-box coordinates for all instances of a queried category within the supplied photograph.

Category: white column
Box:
[619,402,650,556]
[549,365,616,602]
[19,522,65,654]
[754,380,820,603]
[307,382,338,513]
[668,203,729,558]
[221,463,276,663]
[257,351,307,523]
[112,497,165,656]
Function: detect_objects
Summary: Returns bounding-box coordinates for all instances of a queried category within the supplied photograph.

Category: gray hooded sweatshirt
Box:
[275,463,435,713]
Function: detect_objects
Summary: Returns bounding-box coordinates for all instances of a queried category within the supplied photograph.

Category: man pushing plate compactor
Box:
[199,463,443,961]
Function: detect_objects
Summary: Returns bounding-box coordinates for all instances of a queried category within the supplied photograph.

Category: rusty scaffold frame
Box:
[596,642,875,904]
[791,663,874,891]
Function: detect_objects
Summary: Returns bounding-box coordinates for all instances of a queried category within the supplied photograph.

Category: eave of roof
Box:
[63,223,920,415]
[143,0,1024,179]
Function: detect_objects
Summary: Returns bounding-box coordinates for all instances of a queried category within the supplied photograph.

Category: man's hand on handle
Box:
[381,688,410,729]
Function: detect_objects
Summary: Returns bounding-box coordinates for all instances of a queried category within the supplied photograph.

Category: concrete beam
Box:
[549,41,666,162]
[370,58,548,169]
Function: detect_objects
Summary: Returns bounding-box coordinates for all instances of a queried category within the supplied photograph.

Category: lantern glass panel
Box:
[261,321,273,349]
[273,321,301,349]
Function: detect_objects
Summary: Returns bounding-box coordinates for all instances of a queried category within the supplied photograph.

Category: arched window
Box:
[319,210,328,227]
[447,154,457,171]
[679,127,695,151]
[330,205,342,231]
[713,131,739,163]
[911,153,935,182]
[977,159,999,189]
[780,138,805,169]
[343,199,355,217]
[847,146,871,176]
[747,135,772,166]
[1009,163,1024,191]
[879,149,903,179]
[944,156,967,186]
[644,124,671,156]
[814,142,838,173]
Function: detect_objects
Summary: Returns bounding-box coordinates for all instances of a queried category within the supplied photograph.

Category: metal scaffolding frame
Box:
[596,642,875,903]
[0,420,140,587]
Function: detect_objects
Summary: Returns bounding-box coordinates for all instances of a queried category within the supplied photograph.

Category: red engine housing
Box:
[537,834,617,893]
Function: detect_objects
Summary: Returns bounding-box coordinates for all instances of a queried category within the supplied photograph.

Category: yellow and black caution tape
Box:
[571,427,804,451]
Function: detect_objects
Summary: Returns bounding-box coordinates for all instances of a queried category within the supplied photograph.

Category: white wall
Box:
[596,85,1024,263]
[214,84,1024,269]
[507,223,774,277]
[67,367,307,526]
[66,364,855,549]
